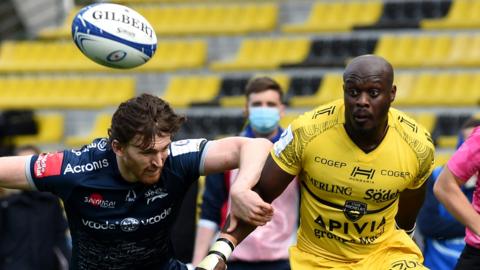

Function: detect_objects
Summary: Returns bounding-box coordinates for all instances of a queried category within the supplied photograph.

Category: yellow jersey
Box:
[272,99,434,262]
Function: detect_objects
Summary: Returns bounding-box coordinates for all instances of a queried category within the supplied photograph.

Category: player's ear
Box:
[111,139,125,156]
[390,85,397,103]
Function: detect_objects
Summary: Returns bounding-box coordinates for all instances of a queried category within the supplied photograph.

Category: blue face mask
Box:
[248,107,280,134]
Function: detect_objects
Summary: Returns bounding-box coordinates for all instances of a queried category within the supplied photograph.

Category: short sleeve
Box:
[272,124,303,176]
[448,127,480,182]
[27,150,73,198]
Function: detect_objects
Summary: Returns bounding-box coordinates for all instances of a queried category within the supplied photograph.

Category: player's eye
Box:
[369,89,380,97]
[346,88,359,97]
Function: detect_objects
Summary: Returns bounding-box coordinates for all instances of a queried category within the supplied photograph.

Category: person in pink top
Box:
[191,77,299,270]
[434,125,480,269]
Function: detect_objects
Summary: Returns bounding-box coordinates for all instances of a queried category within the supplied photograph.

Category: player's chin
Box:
[140,173,160,185]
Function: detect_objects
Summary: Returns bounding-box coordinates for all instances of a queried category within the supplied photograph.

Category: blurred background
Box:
[0,0,479,168]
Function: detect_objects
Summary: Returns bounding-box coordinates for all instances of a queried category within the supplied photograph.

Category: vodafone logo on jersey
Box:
[84,193,116,208]
[34,152,64,178]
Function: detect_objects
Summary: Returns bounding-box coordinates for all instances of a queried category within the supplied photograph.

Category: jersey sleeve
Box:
[272,122,304,176]
[397,111,436,189]
[169,138,208,186]
[447,127,480,182]
[26,150,77,199]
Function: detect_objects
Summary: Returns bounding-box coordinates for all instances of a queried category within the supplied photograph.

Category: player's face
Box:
[246,89,284,111]
[343,72,395,133]
[116,134,171,185]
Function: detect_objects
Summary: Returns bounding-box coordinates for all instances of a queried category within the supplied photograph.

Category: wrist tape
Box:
[208,238,235,262]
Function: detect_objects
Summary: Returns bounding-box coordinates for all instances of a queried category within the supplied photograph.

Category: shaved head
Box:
[344,55,394,87]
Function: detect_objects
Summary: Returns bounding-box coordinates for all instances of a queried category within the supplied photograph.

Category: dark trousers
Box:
[228,259,290,270]
[455,244,480,270]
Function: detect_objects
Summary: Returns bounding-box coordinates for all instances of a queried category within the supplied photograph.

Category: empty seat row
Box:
[0,40,206,72]
[39,3,277,39]
[376,34,480,68]
[0,77,134,108]
[2,33,479,73]
[38,0,479,39]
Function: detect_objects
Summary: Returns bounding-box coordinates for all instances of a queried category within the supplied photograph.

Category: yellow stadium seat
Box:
[0,77,135,109]
[282,1,382,33]
[0,40,206,72]
[392,73,416,106]
[65,114,112,147]
[12,114,64,146]
[290,73,343,107]
[422,0,480,29]
[137,3,277,36]
[163,76,220,108]
[211,38,309,71]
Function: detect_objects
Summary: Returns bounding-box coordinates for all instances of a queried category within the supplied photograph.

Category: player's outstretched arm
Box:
[434,167,480,236]
[395,180,427,237]
[0,156,32,190]
[195,156,295,270]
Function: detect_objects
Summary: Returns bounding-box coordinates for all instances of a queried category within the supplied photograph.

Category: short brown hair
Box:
[108,93,186,149]
[245,77,283,102]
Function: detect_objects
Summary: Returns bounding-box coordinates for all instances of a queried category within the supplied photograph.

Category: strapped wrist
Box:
[208,238,235,262]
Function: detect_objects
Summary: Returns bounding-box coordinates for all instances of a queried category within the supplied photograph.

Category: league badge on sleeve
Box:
[34,152,64,178]
[274,125,293,157]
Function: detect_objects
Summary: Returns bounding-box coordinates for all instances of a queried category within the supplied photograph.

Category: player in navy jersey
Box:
[0,93,272,270]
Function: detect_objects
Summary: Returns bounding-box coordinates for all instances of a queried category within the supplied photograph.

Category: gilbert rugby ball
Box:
[72,3,157,69]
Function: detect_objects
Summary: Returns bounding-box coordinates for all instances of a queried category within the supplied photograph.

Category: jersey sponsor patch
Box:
[171,139,205,157]
[274,125,293,157]
[34,152,64,178]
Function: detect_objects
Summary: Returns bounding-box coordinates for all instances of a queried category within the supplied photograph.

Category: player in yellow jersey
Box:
[195,55,435,270]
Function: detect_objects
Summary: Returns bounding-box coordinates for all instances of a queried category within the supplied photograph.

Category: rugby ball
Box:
[71,3,157,69]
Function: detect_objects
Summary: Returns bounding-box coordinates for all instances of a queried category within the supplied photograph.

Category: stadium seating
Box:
[12,113,64,146]
[0,77,135,109]
[65,113,111,147]
[39,3,277,38]
[422,0,480,29]
[0,40,206,72]
[282,1,383,33]
[210,38,310,71]
[162,76,221,108]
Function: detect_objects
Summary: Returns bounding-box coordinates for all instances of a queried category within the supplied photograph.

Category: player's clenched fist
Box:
[195,238,234,270]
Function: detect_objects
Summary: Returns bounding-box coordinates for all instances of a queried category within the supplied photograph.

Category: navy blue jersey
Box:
[25,138,208,270]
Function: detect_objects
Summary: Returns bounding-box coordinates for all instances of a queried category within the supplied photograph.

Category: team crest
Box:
[343,200,367,222]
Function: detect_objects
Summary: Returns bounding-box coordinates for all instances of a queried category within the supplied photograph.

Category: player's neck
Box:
[345,123,389,153]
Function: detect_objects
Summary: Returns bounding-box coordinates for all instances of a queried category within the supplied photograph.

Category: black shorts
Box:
[455,244,480,270]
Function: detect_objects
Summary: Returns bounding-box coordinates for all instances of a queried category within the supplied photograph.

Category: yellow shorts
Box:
[289,230,428,270]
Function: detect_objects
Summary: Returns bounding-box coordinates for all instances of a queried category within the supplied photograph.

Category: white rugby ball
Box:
[71,3,157,69]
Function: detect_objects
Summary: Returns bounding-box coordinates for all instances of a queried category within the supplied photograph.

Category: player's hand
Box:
[228,188,273,232]
[195,254,226,270]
